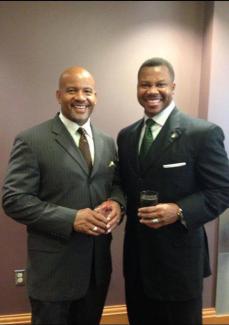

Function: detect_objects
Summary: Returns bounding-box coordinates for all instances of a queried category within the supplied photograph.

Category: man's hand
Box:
[138,203,180,229]
[95,200,122,233]
[73,208,108,236]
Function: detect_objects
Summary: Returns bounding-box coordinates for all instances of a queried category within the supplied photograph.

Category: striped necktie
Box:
[78,127,92,171]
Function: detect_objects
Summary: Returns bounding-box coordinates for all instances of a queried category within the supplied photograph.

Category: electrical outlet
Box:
[14,269,26,286]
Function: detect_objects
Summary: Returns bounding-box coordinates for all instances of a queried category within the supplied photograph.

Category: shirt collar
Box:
[59,112,93,138]
[144,100,175,127]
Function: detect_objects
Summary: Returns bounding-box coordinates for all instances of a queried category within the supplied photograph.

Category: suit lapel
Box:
[90,126,104,177]
[51,115,89,174]
[128,119,144,174]
[140,108,184,173]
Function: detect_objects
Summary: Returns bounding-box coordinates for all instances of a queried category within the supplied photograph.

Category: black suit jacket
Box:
[2,114,125,301]
[117,107,229,301]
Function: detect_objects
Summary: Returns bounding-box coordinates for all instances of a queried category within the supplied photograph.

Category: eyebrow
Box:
[65,86,94,90]
[139,79,168,83]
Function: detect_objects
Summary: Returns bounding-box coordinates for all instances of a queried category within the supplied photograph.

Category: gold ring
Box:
[93,226,98,231]
[151,218,159,224]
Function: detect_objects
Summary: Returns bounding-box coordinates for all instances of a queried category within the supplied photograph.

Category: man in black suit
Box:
[2,66,125,325]
[117,57,229,325]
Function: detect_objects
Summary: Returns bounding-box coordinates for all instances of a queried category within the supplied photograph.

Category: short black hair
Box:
[138,57,175,81]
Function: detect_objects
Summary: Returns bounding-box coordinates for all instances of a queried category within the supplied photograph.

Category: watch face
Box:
[177,208,183,220]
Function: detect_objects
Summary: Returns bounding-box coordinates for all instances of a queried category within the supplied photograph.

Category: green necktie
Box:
[139,119,155,159]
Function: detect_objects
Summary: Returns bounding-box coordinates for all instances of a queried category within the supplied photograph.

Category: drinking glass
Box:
[140,190,159,207]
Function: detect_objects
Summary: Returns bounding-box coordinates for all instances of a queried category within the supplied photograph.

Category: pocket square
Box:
[108,161,115,167]
[163,162,186,168]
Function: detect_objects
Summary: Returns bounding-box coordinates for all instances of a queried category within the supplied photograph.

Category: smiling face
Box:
[137,65,175,117]
[56,67,97,125]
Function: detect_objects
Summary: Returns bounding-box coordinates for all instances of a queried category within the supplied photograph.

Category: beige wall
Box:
[0,0,218,314]
[207,1,229,314]
[208,1,229,152]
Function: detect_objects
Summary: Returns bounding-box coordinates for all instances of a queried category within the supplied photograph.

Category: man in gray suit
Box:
[2,66,125,325]
[117,58,229,325]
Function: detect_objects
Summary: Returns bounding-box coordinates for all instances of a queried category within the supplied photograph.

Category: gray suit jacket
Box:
[2,114,125,301]
[117,107,229,301]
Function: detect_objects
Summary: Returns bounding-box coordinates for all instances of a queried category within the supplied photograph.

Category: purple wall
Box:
[0,0,224,314]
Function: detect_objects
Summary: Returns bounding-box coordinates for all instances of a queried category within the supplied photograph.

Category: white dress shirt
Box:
[138,101,176,152]
[59,112,95,164]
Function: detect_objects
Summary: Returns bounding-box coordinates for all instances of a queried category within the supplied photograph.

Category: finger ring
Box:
[151,218,159,224]
[93,226,98,231]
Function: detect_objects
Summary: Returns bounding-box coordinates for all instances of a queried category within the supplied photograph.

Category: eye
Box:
[139,83,150,89]
[66,88,76,94]
[157,83,167,88]
[84,88,93,95]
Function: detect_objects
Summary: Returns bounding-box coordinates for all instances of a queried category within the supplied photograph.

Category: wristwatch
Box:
[177,207,184,221]
[177,207,187,227]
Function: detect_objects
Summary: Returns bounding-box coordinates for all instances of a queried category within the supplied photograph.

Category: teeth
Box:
[147,100,160,103]
[72,105,86,109]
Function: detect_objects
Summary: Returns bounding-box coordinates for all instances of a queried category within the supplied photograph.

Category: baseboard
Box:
[203,308,229,324]
[101,305,129,324]
[0,305,228,324]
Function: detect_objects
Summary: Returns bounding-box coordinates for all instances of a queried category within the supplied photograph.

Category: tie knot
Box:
[78,127,86,136]
[146,119,154,128]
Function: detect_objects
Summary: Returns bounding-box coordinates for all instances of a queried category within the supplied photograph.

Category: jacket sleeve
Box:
[107,138,126,209]
[2,136,76,239]
[177,125,229,230]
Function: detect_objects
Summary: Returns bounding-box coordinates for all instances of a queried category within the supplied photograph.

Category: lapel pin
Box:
[170,129,181,139]
[171,132,178,139]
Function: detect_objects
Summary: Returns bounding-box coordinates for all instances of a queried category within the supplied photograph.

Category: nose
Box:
[147,85,159,94]
[74,91,86,101]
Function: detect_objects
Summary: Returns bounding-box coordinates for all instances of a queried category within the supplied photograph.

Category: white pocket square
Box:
[163,162,186,168]
[108,161,115,167]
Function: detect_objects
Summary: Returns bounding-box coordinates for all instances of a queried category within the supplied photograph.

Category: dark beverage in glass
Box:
[140,190,158,207]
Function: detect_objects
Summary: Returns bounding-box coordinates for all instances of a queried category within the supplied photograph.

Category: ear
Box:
[56,90,61,103]
[172,83,176,94]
